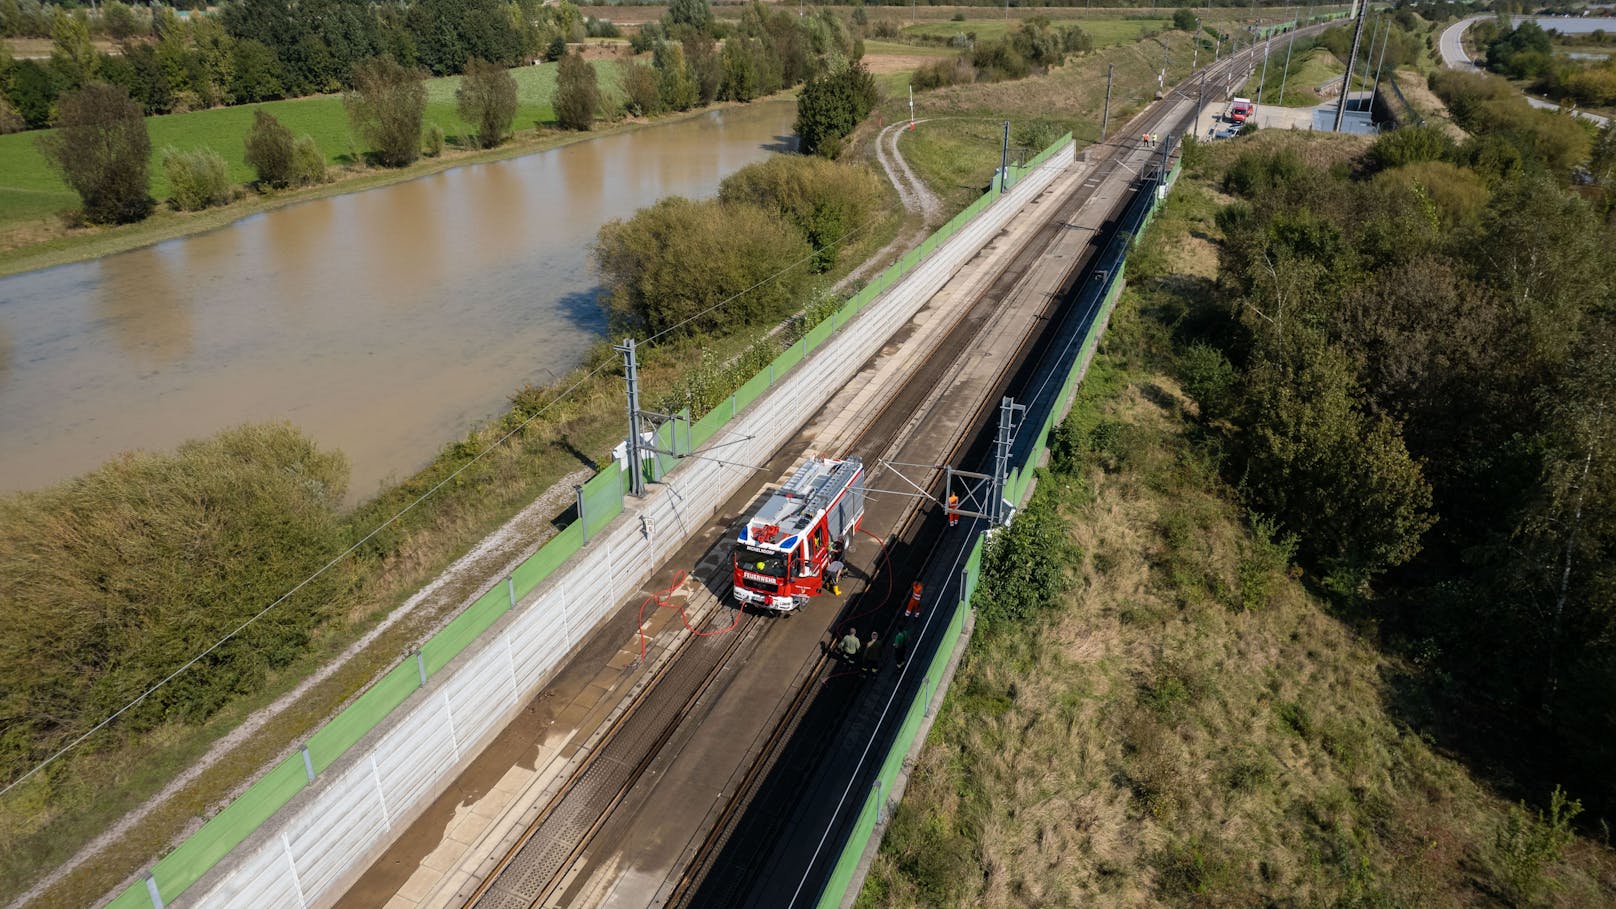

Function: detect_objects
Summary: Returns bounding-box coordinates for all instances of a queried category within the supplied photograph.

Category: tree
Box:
[1173,8,1198,31]
[102,1,144,40]
[553,50,597,131]
[244,107,296,186]
[406,0,523,76]
[456,57,517,148]
[794,60,878,157]
[7,58,56,129]
[653,41,697,111]
[49,10,98,89]
[0,94,22,134]
[344,56,426,167]
[620,59,663,117]
[666,0,712,33]
[230,38,285,103]
[37,82,153,224]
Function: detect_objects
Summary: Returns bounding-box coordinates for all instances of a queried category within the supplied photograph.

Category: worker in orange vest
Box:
[946,493,960,527]
[905,581,923,618]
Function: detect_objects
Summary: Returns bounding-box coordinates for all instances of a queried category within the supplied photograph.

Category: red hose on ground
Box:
[636,569,746,661]
[829,526,896,638]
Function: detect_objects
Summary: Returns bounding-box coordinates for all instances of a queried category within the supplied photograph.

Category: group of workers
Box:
[837,626,913,674]
[1142,132,1163,146]
[821,487,974,676]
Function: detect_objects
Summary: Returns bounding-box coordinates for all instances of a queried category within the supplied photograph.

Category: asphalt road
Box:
[1438,16,1611,128]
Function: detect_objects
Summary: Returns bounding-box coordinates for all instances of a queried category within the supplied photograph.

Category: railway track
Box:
[429,33,1307,909]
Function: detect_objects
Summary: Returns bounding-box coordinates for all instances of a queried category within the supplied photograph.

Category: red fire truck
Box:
[733,456,866,612]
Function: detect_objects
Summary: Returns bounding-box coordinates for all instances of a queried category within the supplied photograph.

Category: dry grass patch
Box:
[857,161,1616,909]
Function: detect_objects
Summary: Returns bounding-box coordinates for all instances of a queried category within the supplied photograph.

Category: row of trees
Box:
[910,17,1092,91]
[1178,104,1616,816]
[0,0,589,130]
[35,53,526,223]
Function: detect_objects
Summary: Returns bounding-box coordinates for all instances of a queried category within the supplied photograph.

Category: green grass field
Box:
[901,17,1173,47]
[0,61,625,230]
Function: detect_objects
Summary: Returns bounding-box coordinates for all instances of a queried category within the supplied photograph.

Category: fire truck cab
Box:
[733,456,866,613]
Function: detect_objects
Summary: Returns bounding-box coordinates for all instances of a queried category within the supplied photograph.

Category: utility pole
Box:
[1192,17,1201,73]
[616,338,645,498]
[908,84,914,130]
[1371,15,1392,117]
[1101,63,1114,142]
[1281,3,1306,106]
[1333,0,1370,132]
[1256,32,1271,109]
[1214,33,1221,65]
[990,398,1024,526]
[1159,43,1169,93]
[999,121,1010,193]
[1198,70,1207,137]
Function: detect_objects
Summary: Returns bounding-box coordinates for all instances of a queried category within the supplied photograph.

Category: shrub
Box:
[0,424,349,780]
[718,155,884,270]
[1493,787,1582,904]
[37,82,153,224]
[161,146,233,211]
[290,135,326,185]
[654,41,699,111]
[423,121,445,157]
[621,60,664,117]
[594,196,814,336]
[0,95,23,134]
[243,107,296,187]
[973,485,1075,630]
[912,56,976,91]
[345,56,428,167]
[1367,124,1457,171]
[585,17,620,38]
[457,57,518,149]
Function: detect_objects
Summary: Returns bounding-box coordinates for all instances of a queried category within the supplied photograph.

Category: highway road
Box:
[1439,16,1611,129]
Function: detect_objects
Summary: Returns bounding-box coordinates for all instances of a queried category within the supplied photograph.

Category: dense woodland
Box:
[1172,78,1616,822]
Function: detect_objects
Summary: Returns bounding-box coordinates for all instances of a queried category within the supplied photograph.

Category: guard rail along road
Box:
[99,134,1077,909]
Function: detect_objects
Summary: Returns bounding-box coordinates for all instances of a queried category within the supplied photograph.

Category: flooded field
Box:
[0,101,796,500]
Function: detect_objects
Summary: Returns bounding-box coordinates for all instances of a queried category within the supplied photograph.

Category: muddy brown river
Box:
[0,101,796,500]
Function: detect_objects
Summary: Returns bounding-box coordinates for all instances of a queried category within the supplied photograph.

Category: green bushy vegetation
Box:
[160,144,233,209]
[859,153,1616,907]
[717,154,885,270]
[0,424,350,784]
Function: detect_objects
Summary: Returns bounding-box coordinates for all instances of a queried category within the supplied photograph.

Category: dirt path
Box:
[837,119,943,291]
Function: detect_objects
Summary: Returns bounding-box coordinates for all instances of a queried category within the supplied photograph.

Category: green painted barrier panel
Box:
[805,317,834,353]
[150,754,309,900]
[306,661,421,773]
[690,405,729,451]
[422,582,512,676]
[106,884,151,909]
[582,466,624,537]
[733,370,770,414]
[512,520,583,601]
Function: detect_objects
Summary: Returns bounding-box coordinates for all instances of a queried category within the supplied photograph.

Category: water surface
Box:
[0,102,796,499]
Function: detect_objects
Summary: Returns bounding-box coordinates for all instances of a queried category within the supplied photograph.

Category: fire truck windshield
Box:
[736,548,787,579]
